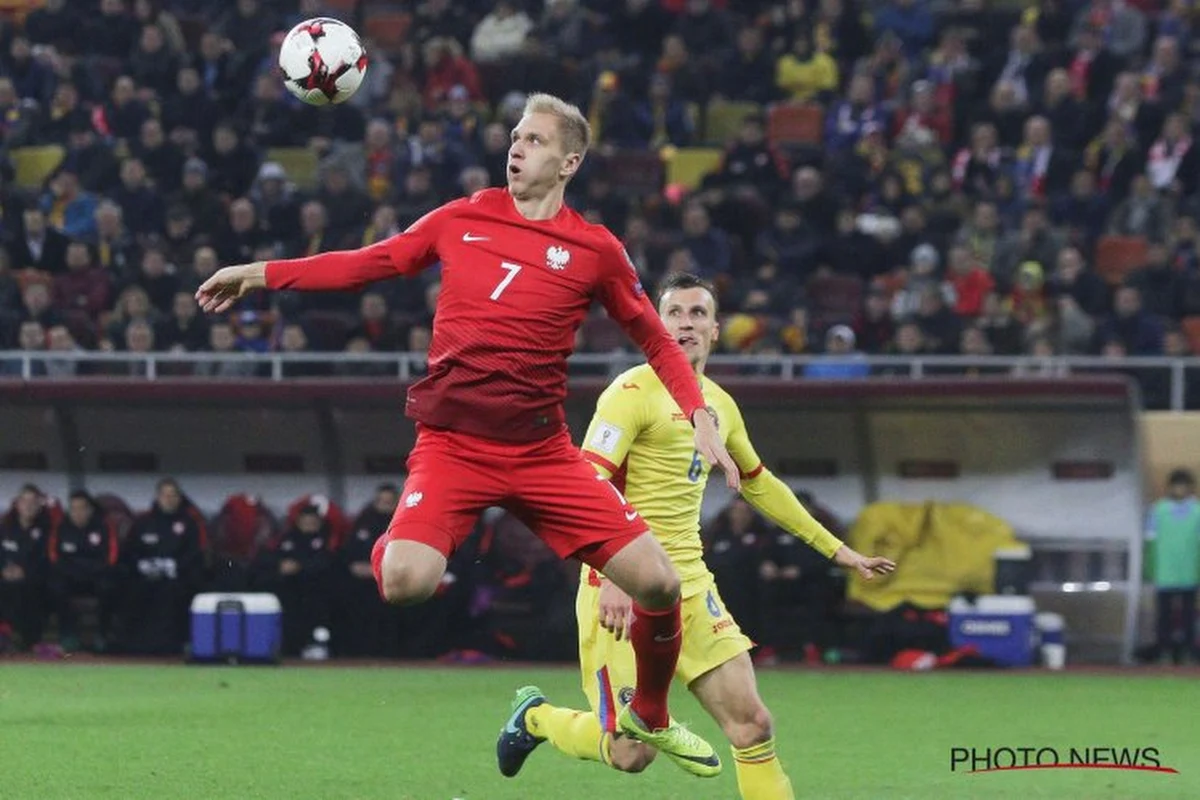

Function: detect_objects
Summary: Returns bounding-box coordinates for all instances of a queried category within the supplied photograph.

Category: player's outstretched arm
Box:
[195,242,407,312]
[196,262,267,313]
[740,469,895,579]
[831,544,896,581]
[197,203,458,314]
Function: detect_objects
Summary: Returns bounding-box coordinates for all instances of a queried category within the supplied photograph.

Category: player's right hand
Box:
[598,579,634,641]
[692,409,740,490]
[195,262,268,313]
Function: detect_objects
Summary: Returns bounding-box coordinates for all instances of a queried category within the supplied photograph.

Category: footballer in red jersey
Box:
[197,93,738,776]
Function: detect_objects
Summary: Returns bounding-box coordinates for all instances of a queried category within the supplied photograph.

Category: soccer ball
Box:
[279,18,367,106]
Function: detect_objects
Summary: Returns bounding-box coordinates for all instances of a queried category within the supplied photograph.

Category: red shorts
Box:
[372,424,647,572]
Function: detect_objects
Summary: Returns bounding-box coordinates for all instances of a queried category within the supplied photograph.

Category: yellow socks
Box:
[526,703,612,765]
[527,702,793,798]
[732,738,795,800]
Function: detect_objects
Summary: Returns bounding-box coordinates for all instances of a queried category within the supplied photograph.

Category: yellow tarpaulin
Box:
[846,501,1023,611]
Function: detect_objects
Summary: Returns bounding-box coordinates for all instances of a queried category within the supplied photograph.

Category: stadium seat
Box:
[0,0,38,25]
[12,145,65,190]
[807,273,864,329]
[298,310,353,351]
[1093,235,1149,286]
[363,12,412,55]
[703,100,761,146]
[61,309,98,349]
[212,494,278,565]
[767,103,823,148]
[580,314,628,353]
[95,493,135,544]
[285,493,350,549]
[664,147,724,191]
[1182,317,1200,355]
[265,147,320,191]
[601,150,665,198]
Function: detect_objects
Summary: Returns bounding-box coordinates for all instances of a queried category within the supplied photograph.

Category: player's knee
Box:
[724,703,775,750]
[637,559,681,609]
[610,739,656,773]
[379,547,441,606]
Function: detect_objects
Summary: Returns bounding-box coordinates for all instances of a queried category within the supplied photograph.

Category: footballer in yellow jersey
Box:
[498,273,896,800]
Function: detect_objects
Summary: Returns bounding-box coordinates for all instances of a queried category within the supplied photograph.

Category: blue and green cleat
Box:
[496,685,546,778]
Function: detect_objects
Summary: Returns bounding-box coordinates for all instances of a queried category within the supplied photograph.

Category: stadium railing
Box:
[0,350,1196,408]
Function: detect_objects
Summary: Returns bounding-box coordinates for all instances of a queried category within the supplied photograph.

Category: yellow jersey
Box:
[581,363,844,598]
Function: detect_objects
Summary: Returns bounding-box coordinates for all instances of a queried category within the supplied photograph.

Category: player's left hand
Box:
[692,409,740,491]
[833,545,896,581]
[598,579,634,641]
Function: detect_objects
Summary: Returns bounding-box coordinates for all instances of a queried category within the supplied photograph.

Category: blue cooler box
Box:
[190,592,282,663]
[948,595,1036,667]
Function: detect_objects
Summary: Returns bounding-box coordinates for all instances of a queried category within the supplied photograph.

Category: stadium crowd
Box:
[0,0,1196,394]
[0,481,850,661]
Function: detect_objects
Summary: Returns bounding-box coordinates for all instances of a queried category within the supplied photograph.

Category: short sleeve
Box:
[581,376,647,477]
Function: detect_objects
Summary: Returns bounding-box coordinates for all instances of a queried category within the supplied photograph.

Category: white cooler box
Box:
[948,595,1036,667]
[190,593,282,663]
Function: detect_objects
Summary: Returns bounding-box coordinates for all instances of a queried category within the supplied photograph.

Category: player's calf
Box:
[371,536,447,605]
[721,702,775,750]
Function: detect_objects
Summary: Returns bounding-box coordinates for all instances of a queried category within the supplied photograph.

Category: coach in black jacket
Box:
[256,503,336,656]
[0,485,56,650]
[336,484,401,658]
[120,479,209,655]
[46,491,119,652]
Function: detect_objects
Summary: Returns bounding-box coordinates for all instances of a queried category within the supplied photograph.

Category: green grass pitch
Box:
[1,662,1197,799]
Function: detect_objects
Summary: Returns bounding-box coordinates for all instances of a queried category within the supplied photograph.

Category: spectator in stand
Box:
[679,202,735,280]
[20,281,61,330]
[10,208,68,274]
[1096,285,1165,354]
[1,320,47,375]
[775,29,839,104]
[196,319,257,378]
[470,1,534,65]
[157,290,209,353]
[54,240,111,321]
[1047,246,1109,318]
[803,325,870,379]
[946,243,995,318]
[825,73,885,154]
[422,37,484,110]
[46,490,119,653]
[45,324,85,375]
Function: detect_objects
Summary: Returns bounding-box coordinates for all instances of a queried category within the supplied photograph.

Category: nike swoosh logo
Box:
[674,752,721,767]
[653,631,681,642]
[625,511,639,521]
[463,232,489,242]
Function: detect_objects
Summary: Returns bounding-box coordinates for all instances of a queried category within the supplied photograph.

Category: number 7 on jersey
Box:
[490,261,522,301]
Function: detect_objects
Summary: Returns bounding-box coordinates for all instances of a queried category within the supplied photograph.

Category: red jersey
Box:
[265,188,706,441]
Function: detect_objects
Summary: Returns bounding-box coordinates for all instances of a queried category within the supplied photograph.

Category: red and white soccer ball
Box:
[279,17,367,106]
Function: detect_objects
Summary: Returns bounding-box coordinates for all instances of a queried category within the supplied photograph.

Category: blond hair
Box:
[523,92,591,156]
